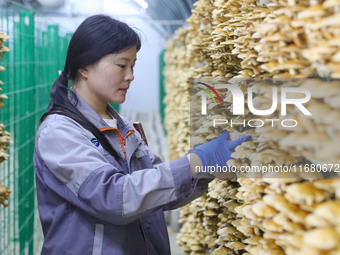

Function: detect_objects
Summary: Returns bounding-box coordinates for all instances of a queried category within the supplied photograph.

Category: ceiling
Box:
[9,0,198,39]
[142,0,197,37]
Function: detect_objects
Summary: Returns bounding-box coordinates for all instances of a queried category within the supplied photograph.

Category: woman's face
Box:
[82,46,137,105]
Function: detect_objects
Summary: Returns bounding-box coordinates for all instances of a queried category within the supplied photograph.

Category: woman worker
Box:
[33,14,250,255]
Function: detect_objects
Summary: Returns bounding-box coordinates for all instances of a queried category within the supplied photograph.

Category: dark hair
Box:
[40,15,141,158]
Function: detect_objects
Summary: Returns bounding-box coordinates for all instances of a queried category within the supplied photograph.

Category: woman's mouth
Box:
[119,88,128,93]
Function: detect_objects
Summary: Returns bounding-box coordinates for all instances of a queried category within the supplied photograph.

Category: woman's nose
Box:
[125,68,134,82]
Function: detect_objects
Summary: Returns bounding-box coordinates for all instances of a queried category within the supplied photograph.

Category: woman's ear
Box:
[78,67,88,79]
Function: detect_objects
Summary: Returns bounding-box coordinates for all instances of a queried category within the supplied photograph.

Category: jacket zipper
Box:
[122,130,135,159]
[123,139,126,155]
[99,128,135,160]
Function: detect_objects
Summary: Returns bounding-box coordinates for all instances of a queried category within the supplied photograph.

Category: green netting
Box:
[0,3,71,254]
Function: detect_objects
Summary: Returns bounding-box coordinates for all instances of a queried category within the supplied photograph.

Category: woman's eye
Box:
[118,65,126,69]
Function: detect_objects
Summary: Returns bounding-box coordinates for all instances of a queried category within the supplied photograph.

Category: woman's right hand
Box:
[188,131,251,179]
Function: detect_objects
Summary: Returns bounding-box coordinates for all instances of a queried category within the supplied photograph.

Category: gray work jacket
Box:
[33,92,212,255]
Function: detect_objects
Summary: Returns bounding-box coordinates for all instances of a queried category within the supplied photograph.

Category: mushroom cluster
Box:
[234,177,340,255]
[0,183,11,208]
[0,32,9,109]
[0,31,11,208]
[178,179,247,255]
[164,28,193,160]
[251,0,340,78]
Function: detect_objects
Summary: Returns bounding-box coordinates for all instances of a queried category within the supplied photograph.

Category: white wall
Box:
[122,17,166,113]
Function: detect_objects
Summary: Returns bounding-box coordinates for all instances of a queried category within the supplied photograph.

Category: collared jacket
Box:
[33,92,212,255]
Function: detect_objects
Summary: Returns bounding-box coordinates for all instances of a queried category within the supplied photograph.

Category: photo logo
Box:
[198,82,223,107]
[198,82,312,128]
[200,83,311,116]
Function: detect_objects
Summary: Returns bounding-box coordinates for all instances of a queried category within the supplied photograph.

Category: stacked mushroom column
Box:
[0,31,11,208]
[164,0,340,254]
